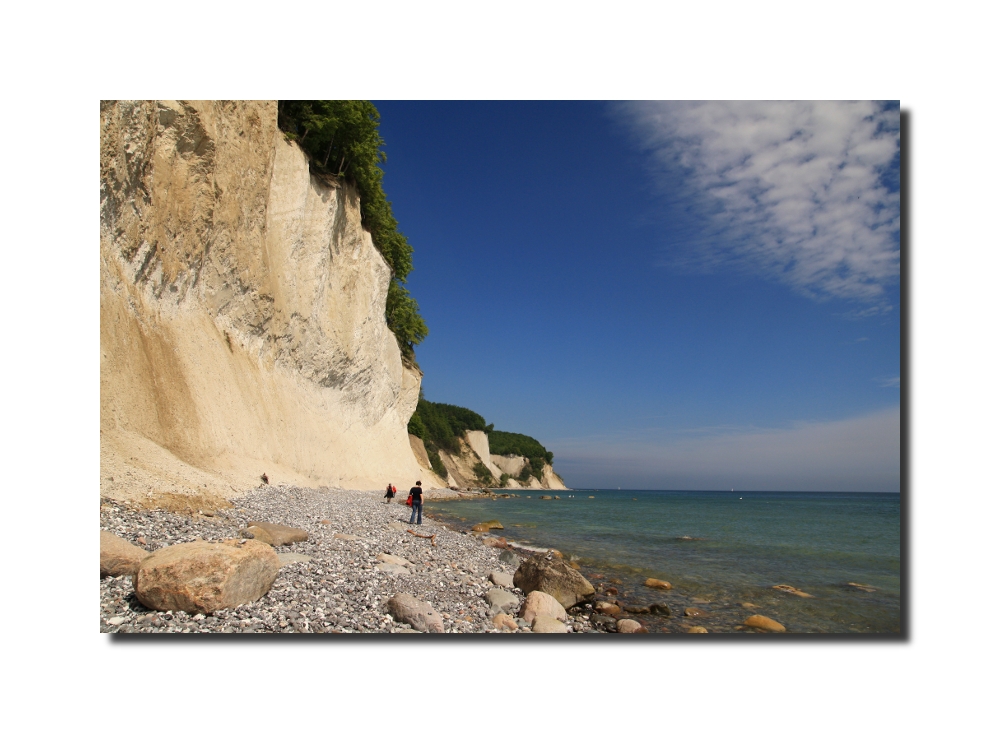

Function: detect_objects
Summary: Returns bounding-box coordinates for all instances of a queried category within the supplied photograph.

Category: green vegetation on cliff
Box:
[406,397,555,486]
[276,100,427,358]
[488,430,554,465]
[407,398,490,454]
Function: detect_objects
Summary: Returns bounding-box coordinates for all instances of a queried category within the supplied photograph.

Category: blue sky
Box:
[374,101,900,491]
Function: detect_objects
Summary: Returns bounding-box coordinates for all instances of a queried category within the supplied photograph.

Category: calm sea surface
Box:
[426,489,900,633]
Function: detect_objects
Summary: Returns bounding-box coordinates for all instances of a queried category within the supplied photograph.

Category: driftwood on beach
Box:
[406,528,437,546]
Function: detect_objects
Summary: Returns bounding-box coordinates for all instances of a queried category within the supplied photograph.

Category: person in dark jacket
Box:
[408,481,423,524]
[384,484,396,504]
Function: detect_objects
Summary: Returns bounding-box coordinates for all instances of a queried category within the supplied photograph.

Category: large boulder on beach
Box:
[520,590,567,624]
[133,539,280,614]
[513,555,595,608]
[101,531,149,577]
[245,522,308,545]
[644,577,672,590]
[482,536,508,548]
[388,593,444,633]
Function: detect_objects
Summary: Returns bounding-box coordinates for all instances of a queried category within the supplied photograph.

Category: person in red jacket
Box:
[384,483,397,504]
[408,481,423,524]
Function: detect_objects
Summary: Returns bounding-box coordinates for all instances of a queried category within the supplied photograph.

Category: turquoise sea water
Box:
[426,490,901,634]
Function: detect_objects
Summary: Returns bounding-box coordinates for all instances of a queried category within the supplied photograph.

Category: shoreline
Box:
[422,492,900,634]
[100,484,612,634]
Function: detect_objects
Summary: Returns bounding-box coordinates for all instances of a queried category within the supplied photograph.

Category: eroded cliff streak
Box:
[100,101,435,498]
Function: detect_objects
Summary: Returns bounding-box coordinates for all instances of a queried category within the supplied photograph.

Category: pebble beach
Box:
[99,484,609,634]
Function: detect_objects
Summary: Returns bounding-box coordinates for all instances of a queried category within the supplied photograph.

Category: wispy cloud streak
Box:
[618,101,900,303]
[551,407,900,491]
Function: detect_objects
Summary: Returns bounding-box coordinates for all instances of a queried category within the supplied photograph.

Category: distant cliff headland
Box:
[100,100,564,503]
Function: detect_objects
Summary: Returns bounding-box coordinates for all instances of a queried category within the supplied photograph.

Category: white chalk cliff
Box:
[100,101,439,499]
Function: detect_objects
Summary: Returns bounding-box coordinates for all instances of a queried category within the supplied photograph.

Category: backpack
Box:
[405,495,413,506]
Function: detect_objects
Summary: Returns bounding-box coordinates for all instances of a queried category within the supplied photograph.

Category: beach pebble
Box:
[376,553,411,566]
[489,571,514,587]
[492,613,518,631]
[617,619,643,633]
[846,582,878,592]
[531,616,568,633]
[644,577,672,590]
[623,605,650,614]
[595,601,621,616]
[773,584,814,598]
[485,588,519,611]
[472,520,504,531]
[744,615,786,632]
[99,485,609,635]
[239,525,275,544]
[498,550,518,566]
[687,626,709,633]
[278,553,311,567]
[684,607,707,617]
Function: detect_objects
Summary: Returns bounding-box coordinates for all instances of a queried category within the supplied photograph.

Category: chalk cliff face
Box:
[100,101,436,498]
[413,429,567,490]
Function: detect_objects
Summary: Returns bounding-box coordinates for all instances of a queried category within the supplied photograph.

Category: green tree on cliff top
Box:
[277,100,427,357]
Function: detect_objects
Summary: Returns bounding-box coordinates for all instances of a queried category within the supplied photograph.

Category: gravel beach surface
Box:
[99,485,604,634]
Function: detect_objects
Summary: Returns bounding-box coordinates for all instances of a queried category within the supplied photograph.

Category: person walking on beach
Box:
[384,483,396,504]
[408,481,423,525]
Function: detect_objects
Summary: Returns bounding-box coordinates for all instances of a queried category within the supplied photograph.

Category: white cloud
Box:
[619,101,900,302]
